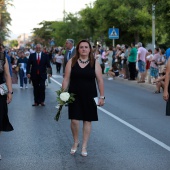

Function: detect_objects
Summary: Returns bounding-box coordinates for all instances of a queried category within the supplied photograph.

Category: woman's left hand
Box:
[163,90,169,101]
[7,93,12,104]
[98,98,105,106]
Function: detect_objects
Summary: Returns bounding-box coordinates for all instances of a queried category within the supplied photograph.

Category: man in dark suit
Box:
[27,44,52,106]
[63,39,76,76]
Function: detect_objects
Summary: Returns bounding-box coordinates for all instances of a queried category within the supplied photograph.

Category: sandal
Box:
[154,90,160,94]
[70,141,79,155]
[137,80,145,83]
[81,146,88,157]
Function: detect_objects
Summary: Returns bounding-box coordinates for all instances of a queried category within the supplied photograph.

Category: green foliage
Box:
[9,39,18,47]
[31,21,55,46]
[0,0,13,42]
[31,0,170,47]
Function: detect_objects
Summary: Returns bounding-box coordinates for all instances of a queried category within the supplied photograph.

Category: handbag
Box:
[0,83,8,95]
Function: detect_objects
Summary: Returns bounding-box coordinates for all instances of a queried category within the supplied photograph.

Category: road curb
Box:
[103,74,157,91]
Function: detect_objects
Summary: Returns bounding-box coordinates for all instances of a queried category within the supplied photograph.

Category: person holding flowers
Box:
[62,39,105,157]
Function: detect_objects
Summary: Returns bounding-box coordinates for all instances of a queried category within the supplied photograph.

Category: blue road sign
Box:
[50,40,55,46]
[108,28,119,39]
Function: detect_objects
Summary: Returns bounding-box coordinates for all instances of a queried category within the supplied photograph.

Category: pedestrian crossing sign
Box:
[108,28,119,39]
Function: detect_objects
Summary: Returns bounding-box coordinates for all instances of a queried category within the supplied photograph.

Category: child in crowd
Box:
[108,64,119,80]
[17,51,28,88]
[146,49,153,83]
[153,67,166,93]
[150,48,160,84]
[156,48,166,76]
[54,50,64,74]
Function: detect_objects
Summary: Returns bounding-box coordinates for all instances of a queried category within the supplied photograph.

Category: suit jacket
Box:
[63,48,76,73]
[26,52,52,80]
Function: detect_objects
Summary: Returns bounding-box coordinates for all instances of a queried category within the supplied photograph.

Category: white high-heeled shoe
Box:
[81,147,88,157]
[70,141,79,155]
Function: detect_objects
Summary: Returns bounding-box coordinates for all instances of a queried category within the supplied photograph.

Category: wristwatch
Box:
[8,91,13,94]
[99,96,105,99]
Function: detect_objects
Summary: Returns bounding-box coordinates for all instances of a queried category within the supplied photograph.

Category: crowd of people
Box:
[1,40,169,101]
[93,42,168,94]
[1,38,170,160]
[1,41,169,96]
[4,46,63,88]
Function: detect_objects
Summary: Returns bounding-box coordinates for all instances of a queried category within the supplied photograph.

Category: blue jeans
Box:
[19,69,27,87]
[138,60,146,73]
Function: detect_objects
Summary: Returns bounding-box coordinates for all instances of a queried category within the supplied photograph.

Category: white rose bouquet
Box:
[55,88,75,121]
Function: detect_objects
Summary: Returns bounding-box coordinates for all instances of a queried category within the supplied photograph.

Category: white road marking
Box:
[51,77,170,152]
[98,107,170,152]
[52,75,63,78]
[51,77,62,86]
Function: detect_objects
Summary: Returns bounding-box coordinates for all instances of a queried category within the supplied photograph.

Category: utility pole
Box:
[63,0,65,22]
[23,33,25,47]
[152,4,155,53]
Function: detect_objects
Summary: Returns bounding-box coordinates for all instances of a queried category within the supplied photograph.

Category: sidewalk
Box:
[103,74,157,92]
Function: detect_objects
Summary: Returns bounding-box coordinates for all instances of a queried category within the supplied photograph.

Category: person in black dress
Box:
[0,43,14,160]
[163,58,170,115]
[62,40,105,156]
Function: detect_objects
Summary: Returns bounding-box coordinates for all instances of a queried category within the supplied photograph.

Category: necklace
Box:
[79,58,89,64]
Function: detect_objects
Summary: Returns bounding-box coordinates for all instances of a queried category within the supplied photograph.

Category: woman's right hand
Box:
[163,91,169,101]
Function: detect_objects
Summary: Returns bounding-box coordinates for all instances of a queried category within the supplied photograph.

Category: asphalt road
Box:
[0,72,170,170]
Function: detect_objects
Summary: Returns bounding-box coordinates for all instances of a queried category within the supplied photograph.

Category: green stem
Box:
[55,105,63,121]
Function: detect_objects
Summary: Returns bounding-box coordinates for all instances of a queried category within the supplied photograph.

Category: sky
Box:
[7,0,94,39]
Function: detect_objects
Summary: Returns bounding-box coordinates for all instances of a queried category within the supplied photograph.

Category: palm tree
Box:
[0,0,13,42]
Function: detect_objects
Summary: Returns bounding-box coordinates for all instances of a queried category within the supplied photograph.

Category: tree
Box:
[32,21,55,46]
[9,39,18,48]
[79,4,98,43]
[31,0,170,47]
[0,0,13,42]
[91,0,152,45]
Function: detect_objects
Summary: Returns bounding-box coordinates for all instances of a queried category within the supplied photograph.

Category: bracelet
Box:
[99,96,105,99]
[8,91,13,94]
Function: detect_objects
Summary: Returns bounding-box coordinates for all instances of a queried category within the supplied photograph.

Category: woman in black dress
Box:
[163,57,170,115]
[62,40,105,156]
[0,43,13,160]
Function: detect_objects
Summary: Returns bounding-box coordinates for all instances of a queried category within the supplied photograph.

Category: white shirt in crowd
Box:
[146,54,153,61]
[55,54,64,64]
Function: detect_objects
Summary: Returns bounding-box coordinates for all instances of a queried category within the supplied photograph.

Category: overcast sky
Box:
[8,0,94,39]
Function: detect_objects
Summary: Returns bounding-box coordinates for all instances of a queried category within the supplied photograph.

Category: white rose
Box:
[0,88,4,95]
[60,92,70,102]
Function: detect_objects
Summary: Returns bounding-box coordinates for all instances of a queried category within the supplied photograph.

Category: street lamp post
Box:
[63,0,65,22]
[152,4,155,53]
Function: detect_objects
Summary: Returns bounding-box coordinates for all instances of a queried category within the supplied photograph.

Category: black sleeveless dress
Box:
[0,53,13,131]
[68,61,98,121]
[166,83,170,116]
